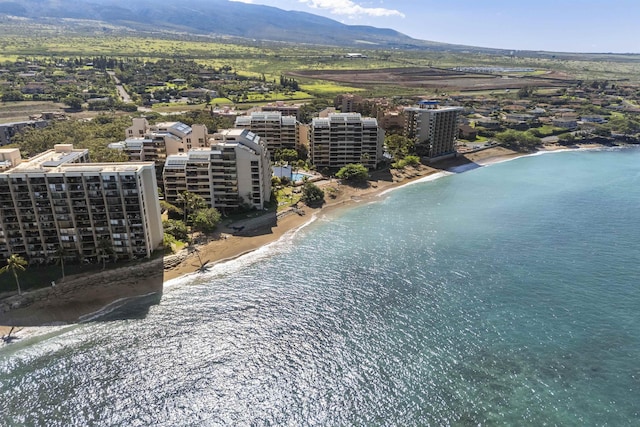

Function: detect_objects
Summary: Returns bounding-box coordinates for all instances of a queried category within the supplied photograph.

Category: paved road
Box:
[107,71,132,103]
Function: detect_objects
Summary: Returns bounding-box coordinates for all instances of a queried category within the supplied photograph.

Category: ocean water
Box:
[2,147,640,426]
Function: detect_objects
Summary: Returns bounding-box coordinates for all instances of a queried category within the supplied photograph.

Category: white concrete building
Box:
[235,112,301,158]
[111,118,209,163]
[310,113,383,170]
[0,145,163,264]
[163,129,271,212]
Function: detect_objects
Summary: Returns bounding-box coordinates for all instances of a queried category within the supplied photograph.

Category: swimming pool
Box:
[291,172,313,182]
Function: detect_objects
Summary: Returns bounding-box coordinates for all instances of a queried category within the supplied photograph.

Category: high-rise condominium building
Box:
[0,145,163,265]
[235,112,301,158]
[310,113,383,170]
[110,118,209,163]
[260,102,302,121]
[404,101,463,160]
[163,129,271,212]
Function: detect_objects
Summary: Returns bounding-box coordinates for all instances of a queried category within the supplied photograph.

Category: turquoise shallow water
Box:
[1,147,640,425]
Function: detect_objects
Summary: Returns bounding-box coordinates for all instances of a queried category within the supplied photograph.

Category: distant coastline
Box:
[0,142,622,337]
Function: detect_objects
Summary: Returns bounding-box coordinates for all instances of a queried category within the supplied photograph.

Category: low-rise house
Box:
[21,82,50,94]
[318,107,337,118]
[0,120,48,146]
[475,118,501,130]
[179,88,217,99]
[581,115,607,124]
[459,124,478,140]
[529,107,547,116]
[504,113,537,123]
[552,117,578,130]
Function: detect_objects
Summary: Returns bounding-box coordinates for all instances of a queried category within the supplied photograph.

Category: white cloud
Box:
[299,0,405,18]
[230,0,254,3]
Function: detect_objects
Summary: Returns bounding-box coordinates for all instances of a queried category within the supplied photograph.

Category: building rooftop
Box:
[0,145,153,175]
[0,119,47,127]
[151,121,192,137]
[312,113,378,127]
[8,145,88,173]
[404,105,464,113]
[216,128,260,144]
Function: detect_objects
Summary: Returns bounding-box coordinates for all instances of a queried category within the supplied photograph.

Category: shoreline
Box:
[0,143,617,337]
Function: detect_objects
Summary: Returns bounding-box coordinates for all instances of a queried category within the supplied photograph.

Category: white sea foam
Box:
[1,324,78,355]
[163,146,626,289]
[378,171,452,197]
[166,212,321,286]
[78,292,159,323]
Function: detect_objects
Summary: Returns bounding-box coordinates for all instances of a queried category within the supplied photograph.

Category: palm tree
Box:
[0,254,28,295]
[177,191,206,224]
[176,192,190,222]
[54,246,67,281]
[97,238,114,271]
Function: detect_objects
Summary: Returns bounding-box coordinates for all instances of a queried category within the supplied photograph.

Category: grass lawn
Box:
[300,81,364,95]
[209,97,234,105]
[458,135,489,144]
[528,125,569,137]
[275,186,302,211]
[151,102,207,112]
[243,90,313,102]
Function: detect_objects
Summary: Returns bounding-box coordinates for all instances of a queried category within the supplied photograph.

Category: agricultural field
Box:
[290,67,577,93]
[0,28,636,81]
[1,27,640,123]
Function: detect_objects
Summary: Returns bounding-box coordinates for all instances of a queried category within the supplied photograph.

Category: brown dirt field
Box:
[290,67,577,92]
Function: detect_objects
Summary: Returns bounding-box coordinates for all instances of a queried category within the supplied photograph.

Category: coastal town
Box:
[3,0,640,424]
[1,54,639,326]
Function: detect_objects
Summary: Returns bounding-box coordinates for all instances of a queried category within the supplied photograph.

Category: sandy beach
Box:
[163,146,523,283]
[1,144,597,337]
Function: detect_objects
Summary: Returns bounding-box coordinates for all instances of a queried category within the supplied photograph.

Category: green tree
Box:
[301,182,324,206]
[163,233,179,254]
[192,208,222,233]
[557,132,577,145]
[176,191,206,224]
[607,114,640,136]
[12,115,133,159]
[160,200,183,217]
[517,86,537,99]
[593,126,612,137]
[1,90,23,102]
[392,155,421,169]
[403,155,420,166]
[1,254,28,295]
[495,129,541,151]
[63,95,84,110]
[336,163,369,182]
[385,134,415,159]
[163,219,190,242]
[275,148,299,163]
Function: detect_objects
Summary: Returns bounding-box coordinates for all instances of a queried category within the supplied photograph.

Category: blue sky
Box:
[230,0,640,53]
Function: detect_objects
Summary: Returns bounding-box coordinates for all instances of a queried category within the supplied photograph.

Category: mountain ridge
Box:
[0,0,508,53]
